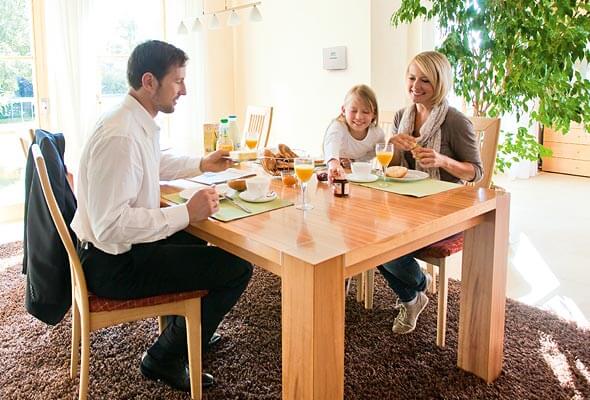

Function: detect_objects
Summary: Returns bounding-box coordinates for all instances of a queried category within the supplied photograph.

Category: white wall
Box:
[232,0,372,155]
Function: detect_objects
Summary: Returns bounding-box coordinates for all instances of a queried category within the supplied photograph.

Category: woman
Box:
[379,51,483,335]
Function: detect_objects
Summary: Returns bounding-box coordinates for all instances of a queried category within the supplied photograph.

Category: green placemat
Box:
[162,192,294,222]
[357,178,461,197]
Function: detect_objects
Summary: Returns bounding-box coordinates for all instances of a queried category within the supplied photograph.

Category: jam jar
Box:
[332,178,349,197]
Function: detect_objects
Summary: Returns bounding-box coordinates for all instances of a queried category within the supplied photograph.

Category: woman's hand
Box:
[390,133,418,151]
[412,147,447,169]
[201,150,233,172]
[327,159,346,182]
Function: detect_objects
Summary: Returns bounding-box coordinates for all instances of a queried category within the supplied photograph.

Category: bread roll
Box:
[228,179,247,191]
[385,166,408,178]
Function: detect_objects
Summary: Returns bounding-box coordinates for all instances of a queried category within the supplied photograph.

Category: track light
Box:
[191,18,202,32]
[227,10,240,27]
[209,14,221,30]
[249,4,262,22]
[177,20,189,35]
[180,1,262,33]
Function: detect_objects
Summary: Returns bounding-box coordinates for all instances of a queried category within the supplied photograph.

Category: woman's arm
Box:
[413,147,477,181]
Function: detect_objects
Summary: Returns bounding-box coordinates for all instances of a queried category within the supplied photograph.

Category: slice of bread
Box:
[385,166,408,178]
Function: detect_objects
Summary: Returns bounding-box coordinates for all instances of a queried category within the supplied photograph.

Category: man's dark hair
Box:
[127,40,188,90]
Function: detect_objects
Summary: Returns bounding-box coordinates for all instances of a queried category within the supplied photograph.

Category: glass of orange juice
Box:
[294,157,314,210]
[375,143,394,185]
[245,131,258,150]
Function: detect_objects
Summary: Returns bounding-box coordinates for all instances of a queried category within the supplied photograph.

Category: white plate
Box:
[239,191,277,203]
[179,184,228,200]
[386,169,429,182]
[346,173,379,183]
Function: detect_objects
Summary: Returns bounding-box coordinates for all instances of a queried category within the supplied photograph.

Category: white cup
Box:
[246,176,271,198]
[351,161,372,178]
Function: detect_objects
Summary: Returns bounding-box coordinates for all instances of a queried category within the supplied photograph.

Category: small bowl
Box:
[280,170,297,187]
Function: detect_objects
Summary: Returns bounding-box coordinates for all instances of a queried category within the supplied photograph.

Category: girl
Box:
[323,84,385,181]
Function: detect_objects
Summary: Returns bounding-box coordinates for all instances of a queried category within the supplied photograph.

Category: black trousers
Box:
[78,231,253,358]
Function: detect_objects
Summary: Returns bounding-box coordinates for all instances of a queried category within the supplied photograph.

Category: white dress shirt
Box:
[323,120,385,163]
[71,94,202,255]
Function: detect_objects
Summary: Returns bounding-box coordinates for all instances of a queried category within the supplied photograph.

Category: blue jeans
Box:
[377,253,427,303]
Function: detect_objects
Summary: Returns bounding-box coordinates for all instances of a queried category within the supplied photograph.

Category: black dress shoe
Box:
[140,352,215,392]
[208,332,222,346]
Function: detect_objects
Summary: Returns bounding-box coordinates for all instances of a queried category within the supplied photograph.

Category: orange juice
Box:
[245,138,258,149]
[295,164,314,182]
[376,151,393,166]
[218,143,233,151]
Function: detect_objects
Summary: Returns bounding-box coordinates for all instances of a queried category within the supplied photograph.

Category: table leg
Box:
[281,254,345,399]
[458,192,510,382]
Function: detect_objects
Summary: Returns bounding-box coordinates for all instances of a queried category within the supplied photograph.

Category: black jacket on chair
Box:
[23,129,77,325]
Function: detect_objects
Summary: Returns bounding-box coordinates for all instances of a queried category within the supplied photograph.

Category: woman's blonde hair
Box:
[337,84,379,128]
[408,51,453,106]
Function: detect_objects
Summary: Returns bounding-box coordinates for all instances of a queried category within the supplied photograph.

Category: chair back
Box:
[468,116,501,189]
[19,128,35,159]
[31,144,89,314]
[241,105,273,149]
[379,110,396,139]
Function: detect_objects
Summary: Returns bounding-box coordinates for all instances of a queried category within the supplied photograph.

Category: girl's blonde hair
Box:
[337,84,379,128]
[408,51,453,106]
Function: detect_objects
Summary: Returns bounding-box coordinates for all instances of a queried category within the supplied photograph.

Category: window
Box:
[0,0,37,220]
[94,0,164,113]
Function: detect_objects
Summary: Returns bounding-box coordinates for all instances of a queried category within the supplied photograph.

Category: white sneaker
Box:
[392,291,429,334]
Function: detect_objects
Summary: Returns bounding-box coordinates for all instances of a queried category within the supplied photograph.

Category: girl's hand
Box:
[339,158,352,169]
[391,133,418,151]
[413,147,447,169]
[327,159,346,182]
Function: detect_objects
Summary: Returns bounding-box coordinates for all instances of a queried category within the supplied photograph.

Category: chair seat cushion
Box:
[88,290,208,313]
[417,233,464,259]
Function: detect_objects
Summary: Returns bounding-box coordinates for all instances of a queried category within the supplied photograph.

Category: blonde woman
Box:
[323,84,385,181]
[379,51,483,334]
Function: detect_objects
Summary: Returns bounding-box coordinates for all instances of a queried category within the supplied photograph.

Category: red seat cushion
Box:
[417,233,464,259]
[88,290,208,313]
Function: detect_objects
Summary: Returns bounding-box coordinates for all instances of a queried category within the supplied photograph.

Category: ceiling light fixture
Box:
[179,0,262,34]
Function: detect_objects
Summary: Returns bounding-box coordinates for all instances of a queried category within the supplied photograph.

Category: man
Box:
[71,40,253,392]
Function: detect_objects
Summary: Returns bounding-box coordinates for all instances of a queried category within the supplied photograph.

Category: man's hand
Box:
[201,150,232,172]
[391,133,418,151]
[186,187,219,223]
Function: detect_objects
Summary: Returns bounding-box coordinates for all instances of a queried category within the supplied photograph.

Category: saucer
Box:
[346,173,378,183]
[239,191,278,203]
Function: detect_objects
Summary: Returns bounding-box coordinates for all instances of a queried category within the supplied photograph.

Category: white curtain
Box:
[44,0,98,168]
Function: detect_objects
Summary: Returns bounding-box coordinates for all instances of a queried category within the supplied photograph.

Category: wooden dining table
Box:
[161,172,510,400]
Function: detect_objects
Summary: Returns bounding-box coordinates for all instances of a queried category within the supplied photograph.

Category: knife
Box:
[221,194,253,213]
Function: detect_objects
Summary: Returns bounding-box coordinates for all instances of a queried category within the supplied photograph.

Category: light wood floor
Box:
[2,171,588,327]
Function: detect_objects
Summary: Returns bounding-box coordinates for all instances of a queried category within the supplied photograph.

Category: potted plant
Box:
[390,0,590,173]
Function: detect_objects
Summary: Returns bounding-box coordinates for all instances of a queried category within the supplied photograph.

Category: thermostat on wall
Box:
[323,46,347,70]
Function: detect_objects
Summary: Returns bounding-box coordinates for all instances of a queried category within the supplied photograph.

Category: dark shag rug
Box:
[1,241,589,399]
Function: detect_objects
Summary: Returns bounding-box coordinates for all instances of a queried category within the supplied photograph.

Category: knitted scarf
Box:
[397,99,449,180]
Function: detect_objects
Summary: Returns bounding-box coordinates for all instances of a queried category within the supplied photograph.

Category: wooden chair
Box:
[240,105,273,150]
[363,117,501,347]
[379,110,396,139]
[19,128,35,159]
[31,143,207,400]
